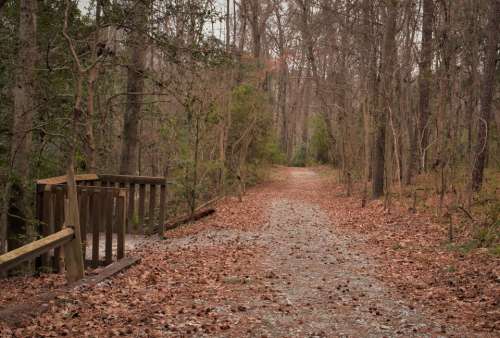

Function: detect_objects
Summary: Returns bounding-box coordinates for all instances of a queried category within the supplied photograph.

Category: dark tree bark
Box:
[120,1,148,175]
[0,0,8,11]
[472,0,500,191]
[7,0,37,251]
[372,0,397,198]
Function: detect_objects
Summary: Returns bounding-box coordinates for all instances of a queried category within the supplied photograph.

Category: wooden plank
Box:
[63,166,85,283]
[0,228,74,273]
[53,188,65,272]
[158,184,166,233]
[77,257,140,286]
[79,189,89,261]
[0,257,140,327]
[116,196,125,260]
[138,184,146,233]
[105,190,113,265]
[98,174,166,185]
[40,188,52,269]
[127,183,135,233]
[36,174,99,185]
[91,189,100,269]
[148,184,157,233]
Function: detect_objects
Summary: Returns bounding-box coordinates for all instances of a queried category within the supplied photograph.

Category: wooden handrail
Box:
[0,228,75,273]
[37,174,99,185]
[98,174,166,185]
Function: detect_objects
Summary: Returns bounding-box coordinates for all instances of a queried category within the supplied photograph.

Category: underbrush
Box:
[333,166,500,256]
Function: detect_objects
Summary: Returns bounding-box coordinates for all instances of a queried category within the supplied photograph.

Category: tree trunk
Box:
[372,0,397,198]
[297,0,336,157]
[8,0,37,251]
[472,0,500,191]
[120,1,147,175]
[417,0,433,173]
[84,0,101,174]
[275,6,288,156]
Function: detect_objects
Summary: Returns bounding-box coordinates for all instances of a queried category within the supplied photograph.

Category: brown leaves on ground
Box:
[166,190,274,239]
[0,166,498,336]
[303,168,499,334]
[1,239,269,337]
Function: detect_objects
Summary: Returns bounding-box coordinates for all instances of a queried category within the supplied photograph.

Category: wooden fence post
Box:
[138,184,146,233]
[53,188,64,272]
[91,189,100,268]
[127,183,135,233]
[158,184,166,233]
[148,184,157,233]
[116,194,126,259]
[105,190,113,265]
[62,167,84,283]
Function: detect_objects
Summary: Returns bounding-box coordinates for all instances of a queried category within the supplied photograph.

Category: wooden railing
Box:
[1,174,85,282]
[36,176,128,271]
[98,175,167,234]
[0,173,167,276]
[0,228,75,274]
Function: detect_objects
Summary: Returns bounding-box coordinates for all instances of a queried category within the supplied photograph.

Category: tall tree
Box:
[417,0,434,173]
[120,0,148,175]
[7,0,37,251]
[472,0,500,191]
[373,0,398,198]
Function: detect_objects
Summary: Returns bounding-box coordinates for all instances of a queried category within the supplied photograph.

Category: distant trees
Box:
[263,0,499,202]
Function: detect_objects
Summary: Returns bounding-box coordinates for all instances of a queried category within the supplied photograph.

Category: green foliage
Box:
[259,137,286,164]
[309,115,331,164]
[228,84,275,164]
[291,144,307,167]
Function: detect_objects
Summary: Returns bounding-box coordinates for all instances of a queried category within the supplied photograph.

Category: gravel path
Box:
[159,168,470,337]
[246,198,452,337]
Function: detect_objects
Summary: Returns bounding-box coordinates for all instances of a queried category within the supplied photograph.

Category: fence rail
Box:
[0,172,168,278]
[0,228,75,273]
[36,173,169,235]
[98,174,168,234]
[36,183,127,271]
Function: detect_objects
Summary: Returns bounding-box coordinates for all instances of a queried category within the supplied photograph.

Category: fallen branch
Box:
[457,206,475,222]
[164,208,216,231]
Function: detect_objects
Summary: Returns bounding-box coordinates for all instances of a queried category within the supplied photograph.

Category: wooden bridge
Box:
[0,173,169,280]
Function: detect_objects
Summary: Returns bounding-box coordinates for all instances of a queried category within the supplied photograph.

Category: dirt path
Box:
[1,167,484,337]
[201,168,469,337]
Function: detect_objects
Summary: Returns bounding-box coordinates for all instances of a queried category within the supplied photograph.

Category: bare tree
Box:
[120,0,148,175]
[417,0,434,173]
[472,0,500,191]
[372,0,398,198]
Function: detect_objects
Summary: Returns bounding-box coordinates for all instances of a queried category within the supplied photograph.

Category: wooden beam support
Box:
[62,166,85,283]
[0,228,74,273]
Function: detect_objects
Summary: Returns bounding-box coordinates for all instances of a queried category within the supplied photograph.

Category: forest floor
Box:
[0,166,498,337]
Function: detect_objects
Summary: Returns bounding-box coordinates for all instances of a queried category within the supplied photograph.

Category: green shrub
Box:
[292,144,307,167]
[309,115,331,164]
